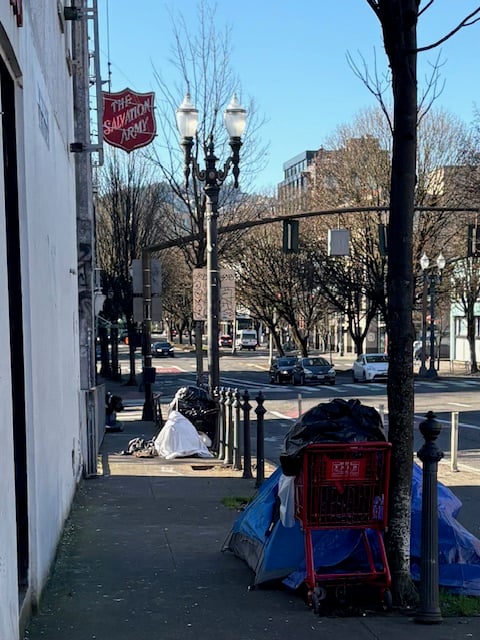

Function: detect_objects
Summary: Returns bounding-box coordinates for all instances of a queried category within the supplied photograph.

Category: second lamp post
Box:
[176,92,247,392]
[419,252,446,379]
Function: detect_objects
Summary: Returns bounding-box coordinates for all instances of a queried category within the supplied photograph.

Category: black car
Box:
[269,356,298,384]
[152,341,174,357]
[293,356,336,385]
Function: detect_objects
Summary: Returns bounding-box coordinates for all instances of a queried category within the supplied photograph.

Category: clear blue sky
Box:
[98,1,480,191]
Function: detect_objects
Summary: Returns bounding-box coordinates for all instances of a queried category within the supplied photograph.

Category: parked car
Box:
[293,356,336,385]
[152,341,175,357]
[269,356,298,384]
[219,334,233,348]
[352,353,388,382]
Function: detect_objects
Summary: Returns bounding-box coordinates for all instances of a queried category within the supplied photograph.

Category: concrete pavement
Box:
[23,376,480,640]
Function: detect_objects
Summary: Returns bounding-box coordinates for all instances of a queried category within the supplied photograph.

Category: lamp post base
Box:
[417,364,429,378]
[415,609,443,625]
[424,367,438,380]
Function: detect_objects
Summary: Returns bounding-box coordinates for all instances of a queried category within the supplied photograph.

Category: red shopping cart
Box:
[295,442,392,613]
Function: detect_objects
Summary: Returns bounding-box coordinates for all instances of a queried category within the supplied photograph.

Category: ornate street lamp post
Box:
[419,252,446,379]
[176,93,247,392]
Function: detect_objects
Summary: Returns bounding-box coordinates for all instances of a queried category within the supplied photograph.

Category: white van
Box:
[235,329,258,351]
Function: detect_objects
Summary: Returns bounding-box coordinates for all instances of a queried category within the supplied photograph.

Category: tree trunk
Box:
[467,302,478,373]
[381,0,419,606]
[353,335,363,356]
[275,337,284,356]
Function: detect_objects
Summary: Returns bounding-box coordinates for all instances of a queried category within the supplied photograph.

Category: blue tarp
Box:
[226,463,480,595]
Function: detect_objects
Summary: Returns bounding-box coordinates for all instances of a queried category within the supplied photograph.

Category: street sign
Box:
[192,269,208,321]
[131,259,162,294]
[328,229,350,256]
[220,269,236,321]
[102,88,156,152]
[192,268,236,321]
[133,297,162,323]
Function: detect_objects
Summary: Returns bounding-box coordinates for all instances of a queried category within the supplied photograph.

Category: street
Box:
[117,345,480,476]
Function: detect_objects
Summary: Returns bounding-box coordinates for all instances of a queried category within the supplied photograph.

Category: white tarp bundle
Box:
[154,410,214,460]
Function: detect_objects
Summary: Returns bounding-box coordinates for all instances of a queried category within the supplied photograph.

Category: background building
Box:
[277,150,317,213]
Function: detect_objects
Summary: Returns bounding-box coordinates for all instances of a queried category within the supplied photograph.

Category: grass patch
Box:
[222,495,252,510]
[439,589,480,617]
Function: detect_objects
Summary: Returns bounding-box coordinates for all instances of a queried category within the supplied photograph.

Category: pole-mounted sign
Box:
[102,88,156,152]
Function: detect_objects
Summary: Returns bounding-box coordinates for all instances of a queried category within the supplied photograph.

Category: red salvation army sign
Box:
[102,88,156,152]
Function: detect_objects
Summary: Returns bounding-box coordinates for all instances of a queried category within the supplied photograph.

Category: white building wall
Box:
[451,301,480,362]
[0,90,17,640]
[0,3,83,638]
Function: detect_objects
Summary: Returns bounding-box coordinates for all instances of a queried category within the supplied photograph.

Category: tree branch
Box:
[416,8,480,53]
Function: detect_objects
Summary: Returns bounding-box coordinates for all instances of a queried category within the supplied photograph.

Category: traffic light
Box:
[378,223,388,257]
[282,218,299,254]
[467,224,480,257]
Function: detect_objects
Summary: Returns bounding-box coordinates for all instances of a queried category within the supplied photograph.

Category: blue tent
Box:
[225,464,480,595]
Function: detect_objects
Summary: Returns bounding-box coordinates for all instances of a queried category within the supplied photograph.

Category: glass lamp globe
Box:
[420,252,429,271]
[176,93,199,138]
[223,93,247,138]
[436,252,446,271]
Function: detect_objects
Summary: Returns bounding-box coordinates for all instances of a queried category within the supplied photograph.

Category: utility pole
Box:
[72,0,96,391]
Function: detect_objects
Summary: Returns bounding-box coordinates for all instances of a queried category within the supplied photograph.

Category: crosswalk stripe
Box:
[416,382,448,388]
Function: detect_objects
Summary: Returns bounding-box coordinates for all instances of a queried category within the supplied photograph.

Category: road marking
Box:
[268,410,296,421]
[447,402,471,408]
[155,365,185,373]
[342,383,386,390]
[414,413,480,432]
[123,399,143,407]
[416,382,449,388]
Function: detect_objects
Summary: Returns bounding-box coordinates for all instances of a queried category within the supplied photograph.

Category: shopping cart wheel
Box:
[311,586,327,614]
[382,588,393,611]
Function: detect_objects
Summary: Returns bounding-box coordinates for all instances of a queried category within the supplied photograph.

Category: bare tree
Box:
[142,0,269,371]
[159,247,195,344]
[305,125,390,351]
[365,0,480,605]
[232,225,331,356]
[96,149,170,383]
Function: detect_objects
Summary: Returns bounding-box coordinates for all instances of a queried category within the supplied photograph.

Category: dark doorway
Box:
[1,56,29,593]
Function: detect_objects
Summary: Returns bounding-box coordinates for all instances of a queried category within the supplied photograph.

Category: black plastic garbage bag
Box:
[280,398,386,476]
[172,386,219,442]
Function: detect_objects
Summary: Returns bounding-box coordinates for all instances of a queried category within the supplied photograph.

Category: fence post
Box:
[224,388,234,465]
[378,403,386,437]
[233,389,242,470]
[218,388,226,460]
[255,391,266,488]
[450,411,459,472]
[415,411,444,625]
[153,392,163,430]
[242,390,253,479]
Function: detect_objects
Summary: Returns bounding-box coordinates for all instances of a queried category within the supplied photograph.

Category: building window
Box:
[454,316,467,337]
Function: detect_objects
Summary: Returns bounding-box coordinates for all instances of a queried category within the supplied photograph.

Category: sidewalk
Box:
[24,381,480,640]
